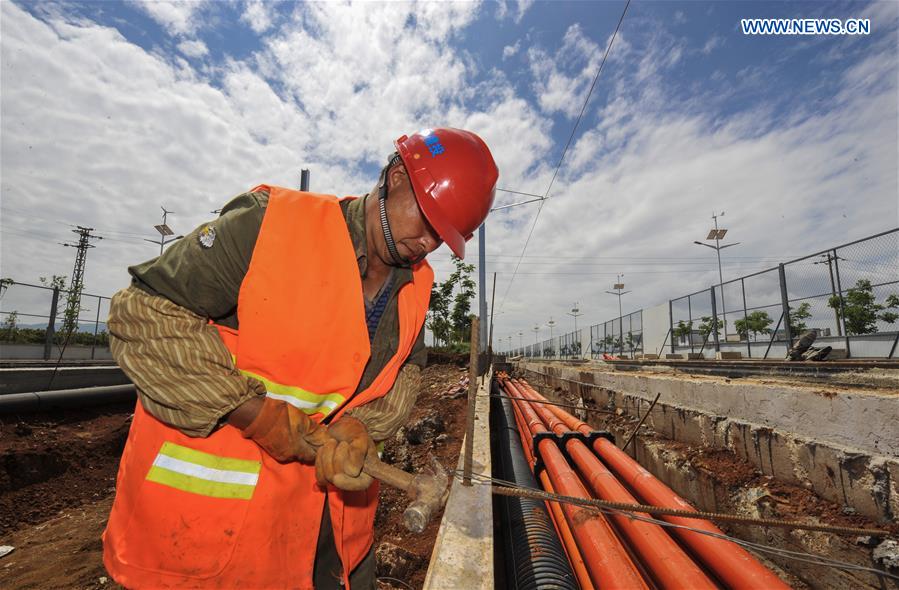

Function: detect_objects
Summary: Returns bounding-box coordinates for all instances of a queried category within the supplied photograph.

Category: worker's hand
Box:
[315,416,376,491]
[238,397,331,463]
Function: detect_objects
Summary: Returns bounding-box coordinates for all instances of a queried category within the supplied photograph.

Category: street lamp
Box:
[567,303,583,334]
[519,331,523,348]
[145,206,184,255]
[533,325,539,345]
[693,211,740,338]
[547,317,556,340]
[605,274,631,357]
[507,335,512,352]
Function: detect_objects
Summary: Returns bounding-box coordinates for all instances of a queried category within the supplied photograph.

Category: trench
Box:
[514,360,899,589]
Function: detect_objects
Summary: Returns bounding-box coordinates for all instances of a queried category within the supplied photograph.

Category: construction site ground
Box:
[0,358,470,590]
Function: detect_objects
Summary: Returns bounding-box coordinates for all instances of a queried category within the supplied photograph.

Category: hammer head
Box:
[402,459,449,534]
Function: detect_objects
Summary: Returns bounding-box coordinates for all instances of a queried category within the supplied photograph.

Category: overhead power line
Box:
[499,0,632,312]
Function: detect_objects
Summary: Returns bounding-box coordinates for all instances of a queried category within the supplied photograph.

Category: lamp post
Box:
[533,325,539,346]
[605,274,631,357]
[508,335,512,353]
[693,211,740,338]
[144,206,184,255]
[567,302,582,333]
[519,331,523,348]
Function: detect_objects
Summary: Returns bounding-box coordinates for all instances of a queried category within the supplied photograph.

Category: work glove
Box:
[240,397,331,463]
[315,416,376,491]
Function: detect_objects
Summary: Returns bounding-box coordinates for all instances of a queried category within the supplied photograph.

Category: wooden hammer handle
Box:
[363,454,416,493]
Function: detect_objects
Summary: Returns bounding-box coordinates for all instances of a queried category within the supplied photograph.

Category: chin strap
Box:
[378,153,413,268]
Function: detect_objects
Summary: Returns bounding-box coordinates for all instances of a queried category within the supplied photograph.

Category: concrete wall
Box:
[0,343,113,360]
[519,361,898,522]
[642,302,671,356]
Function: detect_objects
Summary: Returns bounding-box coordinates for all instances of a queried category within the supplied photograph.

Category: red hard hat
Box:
[394,128,498,259]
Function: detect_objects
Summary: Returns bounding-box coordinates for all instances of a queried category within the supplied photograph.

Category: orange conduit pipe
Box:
[502,379,649,590]
[520,380,790,590]
[511,380,717,590]
[506,386,595,590]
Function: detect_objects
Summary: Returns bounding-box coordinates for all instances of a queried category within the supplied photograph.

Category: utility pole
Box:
[60,226,102,335]
[479,224,488,352]
[145,207,183,255]
[605,274,631,357]
[814,251,845,336]
[300,169,310,191]
[694,211,740,339]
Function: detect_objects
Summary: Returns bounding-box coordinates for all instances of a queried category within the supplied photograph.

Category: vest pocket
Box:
[117,441,261,578]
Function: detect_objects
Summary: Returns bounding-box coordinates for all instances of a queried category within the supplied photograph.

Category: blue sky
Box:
[2,0,897,342]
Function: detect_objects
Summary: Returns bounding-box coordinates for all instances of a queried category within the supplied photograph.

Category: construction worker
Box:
[102,128,498,589]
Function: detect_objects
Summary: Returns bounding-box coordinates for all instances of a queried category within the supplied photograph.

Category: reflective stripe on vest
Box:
[234,364,347,418]
[146,442,262,500]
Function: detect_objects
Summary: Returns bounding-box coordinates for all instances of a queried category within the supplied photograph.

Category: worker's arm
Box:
[346,327,426,442]
[109,191,270,436]
[108,284,266,437]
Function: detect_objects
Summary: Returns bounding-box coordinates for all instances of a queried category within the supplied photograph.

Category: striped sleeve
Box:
[108,285,265,437]
[347,364,421,442]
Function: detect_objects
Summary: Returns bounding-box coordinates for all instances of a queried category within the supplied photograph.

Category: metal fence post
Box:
[832,251,851,358]
[91,295,102,360]
[43,286,60,360]
[710,287,720,352]
[741,278,751,358]
[668,299,675,354]
[778,263,793,347]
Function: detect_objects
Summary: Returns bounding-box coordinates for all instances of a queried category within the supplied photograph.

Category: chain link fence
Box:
[666,229,898,359]
[0,280,112,360]
[589,310,643,358]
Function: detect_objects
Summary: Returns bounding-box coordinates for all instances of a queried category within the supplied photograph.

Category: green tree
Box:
[39,275,67,290]
[674,320,693,345]
[698,316,723,340]
[602,334,614,352]
[827,279,899,335]
[448,258,476,346]
[426,256,475,350]
[734,311,773,341]
[786,302,812,336]
[2,310,19,341]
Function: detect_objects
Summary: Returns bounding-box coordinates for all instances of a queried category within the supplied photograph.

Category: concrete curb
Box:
[423,369,493,589]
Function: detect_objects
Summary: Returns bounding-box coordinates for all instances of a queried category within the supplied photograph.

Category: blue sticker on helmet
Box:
[423,133,445,157]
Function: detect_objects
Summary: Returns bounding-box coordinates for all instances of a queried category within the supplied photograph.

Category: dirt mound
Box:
[0,404,132,535]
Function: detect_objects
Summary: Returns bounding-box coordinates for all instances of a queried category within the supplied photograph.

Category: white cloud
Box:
[1,1,895,348]
[496,0,534,24]
[0,1,551,305]
[528,24,600,118]
[132,0,207,36]
[700,35,724,55]
[241,0,273,33]
[503,40,520,60]
[177,38,208,58]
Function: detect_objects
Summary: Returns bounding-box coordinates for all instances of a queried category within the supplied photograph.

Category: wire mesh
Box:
[0,281,111,358]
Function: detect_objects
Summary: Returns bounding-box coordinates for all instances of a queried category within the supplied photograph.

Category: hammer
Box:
[362,455,449,534]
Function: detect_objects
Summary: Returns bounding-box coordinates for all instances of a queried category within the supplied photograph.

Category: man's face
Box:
[382,165,442,265]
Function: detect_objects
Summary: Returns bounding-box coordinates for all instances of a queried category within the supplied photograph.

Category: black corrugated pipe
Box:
[0,384,136,413]
[491,380,577,590]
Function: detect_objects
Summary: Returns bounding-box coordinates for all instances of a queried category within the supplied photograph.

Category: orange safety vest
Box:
[103,187,433,589]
